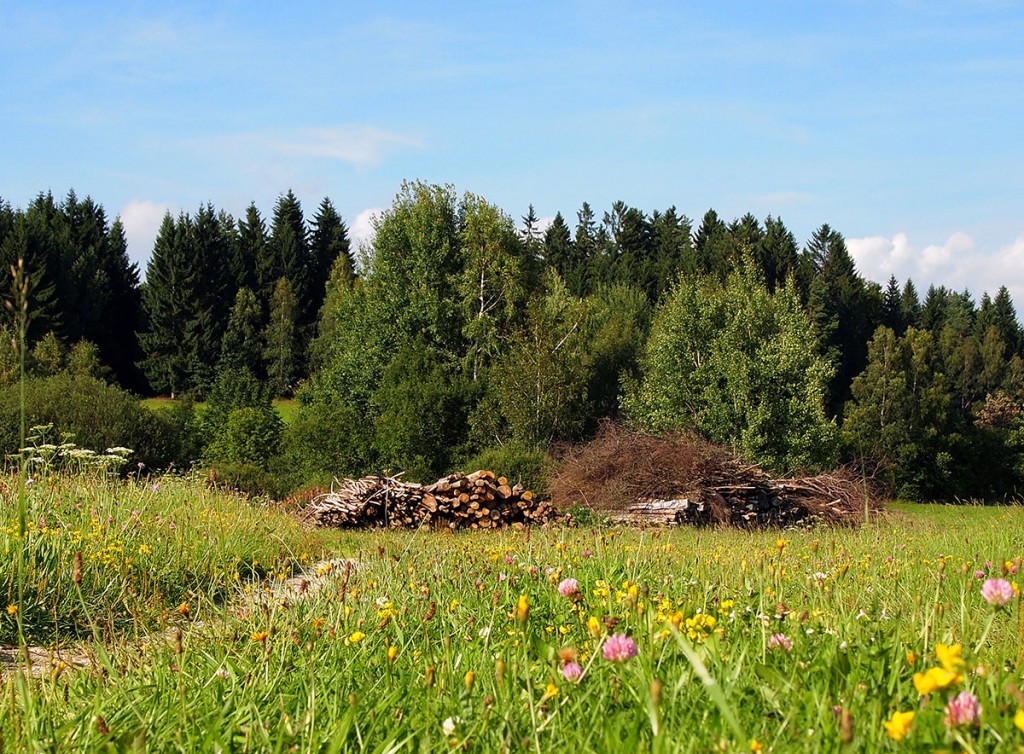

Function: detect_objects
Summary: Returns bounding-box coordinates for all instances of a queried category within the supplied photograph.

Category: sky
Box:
[1,1,1022,305]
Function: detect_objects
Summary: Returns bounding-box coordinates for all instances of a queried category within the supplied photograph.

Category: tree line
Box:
[0,183,1021,500]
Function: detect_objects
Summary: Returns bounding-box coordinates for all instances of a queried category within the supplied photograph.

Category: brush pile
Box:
[548,424,877,527]
[306,470,559,530]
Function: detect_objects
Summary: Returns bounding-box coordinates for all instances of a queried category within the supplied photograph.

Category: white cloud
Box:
[209,126,422,169]
[119,199,175,270]
[847,230,1024,308]
[349,207,384,266]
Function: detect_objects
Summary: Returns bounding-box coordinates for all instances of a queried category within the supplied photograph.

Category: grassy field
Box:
[3,476,1024,752]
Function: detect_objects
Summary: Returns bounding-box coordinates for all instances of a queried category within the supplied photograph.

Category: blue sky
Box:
[2,1,1022,304]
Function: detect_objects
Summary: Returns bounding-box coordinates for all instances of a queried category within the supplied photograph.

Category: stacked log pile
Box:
[306,470,559,530]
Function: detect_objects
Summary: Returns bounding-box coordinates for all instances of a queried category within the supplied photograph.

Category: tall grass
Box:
[4,500,1024,751]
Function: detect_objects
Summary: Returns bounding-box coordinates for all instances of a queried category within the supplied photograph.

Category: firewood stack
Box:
[306,470,560,530]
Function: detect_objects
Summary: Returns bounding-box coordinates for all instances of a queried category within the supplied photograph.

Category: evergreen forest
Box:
[1,182,1022,502]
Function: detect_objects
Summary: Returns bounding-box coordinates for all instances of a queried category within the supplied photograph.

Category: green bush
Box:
[209,460,288,499]
[0,375,196,469]
[460,443,555,495]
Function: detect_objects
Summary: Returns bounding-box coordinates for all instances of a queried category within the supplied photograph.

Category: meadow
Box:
[3,473,1024,753]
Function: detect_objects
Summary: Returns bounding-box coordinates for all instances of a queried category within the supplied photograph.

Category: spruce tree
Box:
[308,197,353,324]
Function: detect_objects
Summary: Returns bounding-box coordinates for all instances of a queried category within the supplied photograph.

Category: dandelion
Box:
[346,631,366,645]
[981,578,1015,607]
[883,709,915,741]
[558,578,580,598]
[602,633,638,662]
[768,633,793,652]
[944,691,981,728]
[251,631,269,643]
[562,661,583,682]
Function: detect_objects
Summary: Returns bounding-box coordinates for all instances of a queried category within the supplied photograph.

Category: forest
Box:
[0,182,1021,501]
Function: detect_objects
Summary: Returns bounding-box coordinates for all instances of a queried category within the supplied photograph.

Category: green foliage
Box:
[460,442,554,495]
[0,375,191,469]
[371,338,473,481]
[626,262,838,473]
[488,273,591,449]
[843,326,953,499]
[201,369,281,469]
[263,277,301,396]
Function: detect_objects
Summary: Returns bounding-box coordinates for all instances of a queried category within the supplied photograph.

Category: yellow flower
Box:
[775,539,789,553]
[587,616,602,638]
[449,599,460,612]
[387,645,398,664]
[905,651,917,666]
[6,604,18,616]
[346,631,366,644]
[1014,709,1024,733]
[750,739,764,753]
[935,643,964,673]
[515,595,529,625]
[251,631,269,643]
[542,682,559,701]
[464,670,475,690]
[912,666,960,695]
[884,710,914,741]
[177,602,189,617]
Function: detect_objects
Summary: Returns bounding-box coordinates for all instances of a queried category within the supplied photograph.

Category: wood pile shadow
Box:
[548,424,879,528]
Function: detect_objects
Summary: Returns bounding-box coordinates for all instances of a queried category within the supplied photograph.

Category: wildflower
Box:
[602,633,638,662]
[542,681,559,700]
[981,578,1015,607]
[441,716,460,736]
[214,667,230,680]
[906,651,917,665]
[884,709,915,741]
[5,604,17,616]
[750,739,764,753]
[776,538,789,553]
[251,631,269,643]
[562,661,583,682]
[767,633,793,653]
[913,667,960,695]
[464,670,475,691]
[1015,709,1024,733]
[514,594,529,625]
[935,643,965,674]
[974,570,986,579]
[558,578,580,598]
[346,631,365,645]
[587,615,602,638]
[387,645,398,664]
[177,602,189,617]
[944,691,981,728]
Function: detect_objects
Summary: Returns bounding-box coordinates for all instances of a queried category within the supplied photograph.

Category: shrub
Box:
[0,375,194,469]
[461,443,555,496]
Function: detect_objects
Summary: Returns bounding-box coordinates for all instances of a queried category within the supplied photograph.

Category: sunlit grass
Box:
[4,487,1024,752]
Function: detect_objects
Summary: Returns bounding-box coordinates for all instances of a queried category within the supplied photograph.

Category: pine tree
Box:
[308,197,353,324]
[755,216,798,293]
[139,213,193,396]
[693,209,731,279]
[218,287,264,377]
[234,203,267,297]
[265,190,309,309]
[263,277,300,396]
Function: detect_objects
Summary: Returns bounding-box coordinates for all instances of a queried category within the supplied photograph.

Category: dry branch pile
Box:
[306,470,559,530]
[549,424,878,527]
